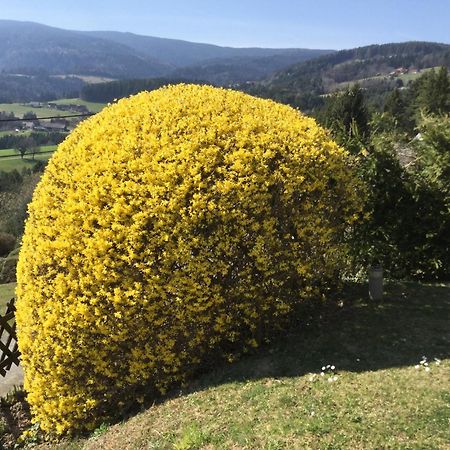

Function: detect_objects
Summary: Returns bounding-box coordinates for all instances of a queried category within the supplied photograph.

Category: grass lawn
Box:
[33,281,449,450]
[0,282,16,312]
[51,98,106,113]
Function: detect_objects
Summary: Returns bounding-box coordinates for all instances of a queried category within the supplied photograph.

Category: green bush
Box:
[350,130,450,280]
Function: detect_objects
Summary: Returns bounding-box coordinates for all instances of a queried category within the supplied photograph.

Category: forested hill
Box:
[0,20,329,84]
[169,50,330,85]
[248,41,450,110]
[0,20,171,79]
[83,30,331,69]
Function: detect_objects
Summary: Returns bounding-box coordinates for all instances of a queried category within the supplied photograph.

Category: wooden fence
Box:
[0,299,20,377]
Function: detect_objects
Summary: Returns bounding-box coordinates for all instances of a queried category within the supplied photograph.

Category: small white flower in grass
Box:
[310,411,315,416]
[356,358,360,362]
[331,365,335,370]
[415,365,420,369]
[320,372,325,377]
[425,367,431,372]
[321,366,326,371]
[424,362,429,367]
[434,358,441,365]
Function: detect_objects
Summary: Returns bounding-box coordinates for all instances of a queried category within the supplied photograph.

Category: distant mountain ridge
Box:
[83,30,332,69]
[245,41,450,111]
[267,41,450,90]
[0,20,331,83]
[0,20,170,78]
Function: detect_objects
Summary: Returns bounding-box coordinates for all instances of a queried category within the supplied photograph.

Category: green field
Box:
[0,103,68,119]
[0,154,52,172]
[333,67,438,92]
[0,144,55,158]
[51,98,106,113]
[0,145,56,171]
[397,69,433,83]
[0,148,18,157]
[0,98,105,119]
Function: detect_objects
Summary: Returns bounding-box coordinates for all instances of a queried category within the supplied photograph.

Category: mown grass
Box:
[33,281,449,450]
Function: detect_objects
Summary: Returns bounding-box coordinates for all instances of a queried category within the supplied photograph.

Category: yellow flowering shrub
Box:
[16,84,362,434]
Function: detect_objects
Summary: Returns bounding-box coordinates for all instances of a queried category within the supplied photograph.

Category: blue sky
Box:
[2,0,450,49]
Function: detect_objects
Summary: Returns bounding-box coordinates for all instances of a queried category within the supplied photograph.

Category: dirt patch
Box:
[0,390,32,449]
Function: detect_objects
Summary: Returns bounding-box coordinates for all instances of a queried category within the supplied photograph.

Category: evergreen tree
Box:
[414,67,450,115]
[322,84,369,153]
[383,88,414,131]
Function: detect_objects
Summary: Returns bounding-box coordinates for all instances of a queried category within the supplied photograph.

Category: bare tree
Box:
[14,136,37,160]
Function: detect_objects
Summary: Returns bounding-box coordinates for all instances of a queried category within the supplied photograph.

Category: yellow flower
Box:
[16,84,362,434]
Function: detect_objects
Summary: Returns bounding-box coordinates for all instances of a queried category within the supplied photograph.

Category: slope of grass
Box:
[31,281,449,450]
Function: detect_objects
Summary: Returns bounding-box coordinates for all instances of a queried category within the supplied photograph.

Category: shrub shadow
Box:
[189,281,450,391]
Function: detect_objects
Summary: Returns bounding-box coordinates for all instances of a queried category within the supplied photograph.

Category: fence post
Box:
[368,265,383,301]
